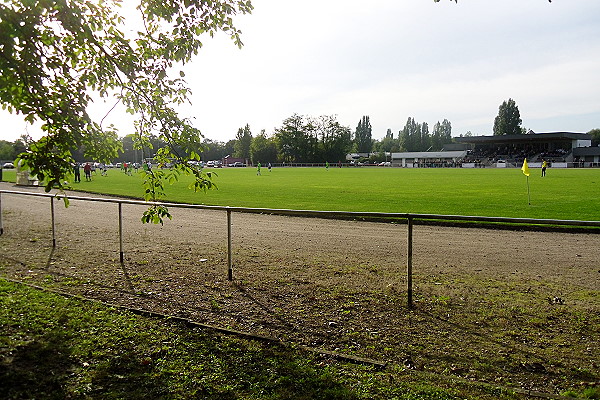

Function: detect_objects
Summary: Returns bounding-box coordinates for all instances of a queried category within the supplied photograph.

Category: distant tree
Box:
[200,139,229,162]
[120,135,136,163]
[588,128,600,146]
[493,99,522,136]
[315,115,353,162]
[0,136,31,162]
[14,135,30,155]
[250,130,278,164]
[0,141,14,161]
[234,124,253,160]
[117,134,164,163]
[399,117,420,151]
[275,114,307,163]
[224,140,236,157]
[355,116,373,153]
[420,122,431,151]
[431,119,452,150]
[273,114,351,163]
[379,129,397,152]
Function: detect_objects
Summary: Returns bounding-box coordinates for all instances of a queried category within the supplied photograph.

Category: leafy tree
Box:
[0,136,30,161]
[315,115,352,162]
[355,116,372,153]
[0,0,252,223]
[274,114,350,163]
[13,136,28,158]
[399,117,420,152]
[420,122,431,151]
[224,139,236,158]
[234,124,253,160]
[588,128,600,146]
[377,129,398,153]
[201,139,230,162]
[275,114,310,163]
[493,98,522,136]
[250,130,277,164]
[431,119,452,151]
[0,141,14,161]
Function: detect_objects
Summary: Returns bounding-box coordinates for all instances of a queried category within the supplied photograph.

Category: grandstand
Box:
[350,131,598,168]
[451,131,598,168]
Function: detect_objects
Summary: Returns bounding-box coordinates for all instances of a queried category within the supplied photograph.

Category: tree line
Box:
[7,100,599,167]
[177,114,456,165]
[0,114,471,166]
[0,136,28,163]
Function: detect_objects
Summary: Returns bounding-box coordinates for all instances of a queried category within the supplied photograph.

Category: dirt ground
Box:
[1,181,598,396]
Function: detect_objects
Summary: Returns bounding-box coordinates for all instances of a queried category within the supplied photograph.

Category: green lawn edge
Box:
[0,278,526,400]
[2,167,599,221]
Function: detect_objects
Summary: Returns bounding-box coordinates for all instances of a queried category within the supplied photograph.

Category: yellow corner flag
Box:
[521,158,530,176]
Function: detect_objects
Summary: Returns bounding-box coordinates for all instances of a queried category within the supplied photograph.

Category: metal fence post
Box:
[50,196,56,248]
[0,192,3,236]
[227,207,233,281]
[118,202,124,264]
[407,215,414,308]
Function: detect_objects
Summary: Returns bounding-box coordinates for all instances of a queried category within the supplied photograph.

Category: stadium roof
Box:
[455,132,590,144]
[391,151,467,159]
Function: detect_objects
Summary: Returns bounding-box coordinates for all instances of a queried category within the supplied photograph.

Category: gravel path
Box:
[1,181,598,393]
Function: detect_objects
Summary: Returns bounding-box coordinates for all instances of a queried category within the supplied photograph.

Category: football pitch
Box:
[3,166,600,221]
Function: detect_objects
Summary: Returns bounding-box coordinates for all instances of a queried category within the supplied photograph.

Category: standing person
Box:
[73,162,81,183]
[83,162,92,181]
[541,160,547,177]
[256,162,261,176]
[268,162,272,172]
[325,161,329,171]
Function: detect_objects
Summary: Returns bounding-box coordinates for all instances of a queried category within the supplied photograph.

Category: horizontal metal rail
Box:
[1,189,599,308]
[1,189,599,228]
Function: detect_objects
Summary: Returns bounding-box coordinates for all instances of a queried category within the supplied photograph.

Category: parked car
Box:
[231,162,246,167]
[2,162,15,169]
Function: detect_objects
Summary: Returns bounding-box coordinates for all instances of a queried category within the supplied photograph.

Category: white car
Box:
[2,162,15,169]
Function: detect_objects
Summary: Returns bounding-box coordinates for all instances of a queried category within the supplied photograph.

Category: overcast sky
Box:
[2,0,600,143]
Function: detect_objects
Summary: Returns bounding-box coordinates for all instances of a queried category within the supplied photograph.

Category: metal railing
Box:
[1,189,599,307]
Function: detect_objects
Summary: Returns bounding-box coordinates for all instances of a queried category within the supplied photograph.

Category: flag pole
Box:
[526,175,531,205]
[521,158,531,206]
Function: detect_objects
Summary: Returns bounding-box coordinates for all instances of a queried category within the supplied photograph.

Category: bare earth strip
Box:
[0,181,598,395]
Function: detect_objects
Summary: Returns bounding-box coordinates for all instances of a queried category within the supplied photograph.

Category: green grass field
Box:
[2,166,599,220]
